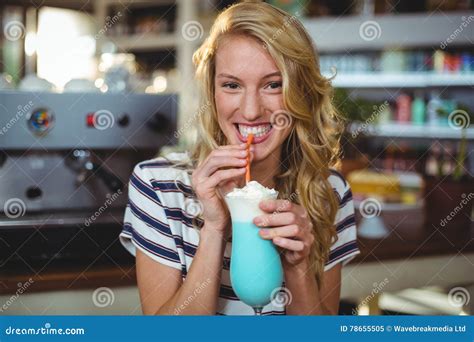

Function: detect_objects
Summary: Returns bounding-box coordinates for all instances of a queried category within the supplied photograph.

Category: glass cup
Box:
[224,190,283,315]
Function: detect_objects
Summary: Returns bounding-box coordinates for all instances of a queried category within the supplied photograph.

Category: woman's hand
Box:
[192,143,253,233]
[253,200,315,268]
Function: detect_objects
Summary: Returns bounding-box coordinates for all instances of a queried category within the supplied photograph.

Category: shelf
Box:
[4,0,93,11]
[103,0,176,7]
[109,33,177,51]
[325,73,474,88]
[303,11,474,52]
[349,122,474,139]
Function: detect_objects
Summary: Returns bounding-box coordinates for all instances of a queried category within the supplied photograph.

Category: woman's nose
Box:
[241,92,262,121]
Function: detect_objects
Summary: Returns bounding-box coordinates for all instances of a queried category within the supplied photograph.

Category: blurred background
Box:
[0,0,473,316]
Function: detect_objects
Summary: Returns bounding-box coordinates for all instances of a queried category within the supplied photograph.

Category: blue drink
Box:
[230,221,283,308]
[225,190,283,314]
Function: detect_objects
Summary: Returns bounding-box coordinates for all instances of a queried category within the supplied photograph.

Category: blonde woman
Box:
[120,1,359,315]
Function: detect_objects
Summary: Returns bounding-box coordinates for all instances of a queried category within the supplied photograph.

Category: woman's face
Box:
[214,35,292,163]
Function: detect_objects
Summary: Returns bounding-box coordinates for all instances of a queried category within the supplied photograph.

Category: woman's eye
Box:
[223,82,239,89]
[266,81,282,89]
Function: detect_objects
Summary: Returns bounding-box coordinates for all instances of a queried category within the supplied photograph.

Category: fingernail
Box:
[254,218,261,225]
[260,229,269,237]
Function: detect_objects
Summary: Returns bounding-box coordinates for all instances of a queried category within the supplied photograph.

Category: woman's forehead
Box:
[216,35,266,59]
[214,35,279,77]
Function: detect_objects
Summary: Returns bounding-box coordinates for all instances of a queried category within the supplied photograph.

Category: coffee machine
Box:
[0,90,177,269]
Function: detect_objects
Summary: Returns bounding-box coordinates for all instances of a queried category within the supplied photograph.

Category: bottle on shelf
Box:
[425,142,441,177]
[440,143,455,177]
[461,53,473,73]
[393,144,408,171]
[378,100,392,124]
[396,93,411,123]
[426,90,442,125]
[383,143,398,172]
[411,91,426,125]
[433,50,444,73]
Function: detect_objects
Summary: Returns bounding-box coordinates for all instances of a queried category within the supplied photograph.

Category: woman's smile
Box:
[233,122,274,144]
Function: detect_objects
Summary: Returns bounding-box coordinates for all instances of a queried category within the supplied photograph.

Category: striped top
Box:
[119,152,359,315]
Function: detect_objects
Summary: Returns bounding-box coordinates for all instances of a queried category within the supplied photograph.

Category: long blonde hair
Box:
[191,1,343,286]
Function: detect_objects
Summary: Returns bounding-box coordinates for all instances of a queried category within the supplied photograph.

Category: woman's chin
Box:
[251,141,276,163]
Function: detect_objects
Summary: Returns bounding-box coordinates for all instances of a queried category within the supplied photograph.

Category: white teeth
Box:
[237,124,272,138]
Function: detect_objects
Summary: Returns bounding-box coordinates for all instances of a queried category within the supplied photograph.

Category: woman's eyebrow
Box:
[216,71,281,81]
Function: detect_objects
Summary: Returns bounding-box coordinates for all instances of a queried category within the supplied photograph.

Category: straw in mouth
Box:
[245,133,254,184]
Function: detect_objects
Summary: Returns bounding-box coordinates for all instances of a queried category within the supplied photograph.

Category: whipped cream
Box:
[225,180,278,199]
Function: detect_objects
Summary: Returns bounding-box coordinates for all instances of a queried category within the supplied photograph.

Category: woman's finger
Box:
[273,237,305,252]
[196,149,246,176]
[259,224,303,240]
[194,146,254,178]
[203,150,255,177]
[205,167,246,189]
[216,143,247,150]
[201,155,248,176]
[258,199,305,216]
[253,211,297,227]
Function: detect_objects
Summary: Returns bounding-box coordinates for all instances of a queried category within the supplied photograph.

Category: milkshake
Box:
[224,181,283,314]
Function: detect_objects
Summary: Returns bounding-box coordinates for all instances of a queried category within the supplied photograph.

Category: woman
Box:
[120,1,359,315]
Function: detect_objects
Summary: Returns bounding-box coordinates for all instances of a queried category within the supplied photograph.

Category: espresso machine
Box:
[0,90,177,269]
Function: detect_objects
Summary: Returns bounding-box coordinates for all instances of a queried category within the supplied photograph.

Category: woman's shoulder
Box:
[132,152,194,195]
[327,169,350,200]
[134,152,193,179]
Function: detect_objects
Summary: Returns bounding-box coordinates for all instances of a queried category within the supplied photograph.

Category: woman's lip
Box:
[234,124,273,144]
[234,122,271,127]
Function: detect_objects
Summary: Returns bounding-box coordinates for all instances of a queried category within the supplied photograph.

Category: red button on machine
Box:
[86,113,95,127]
